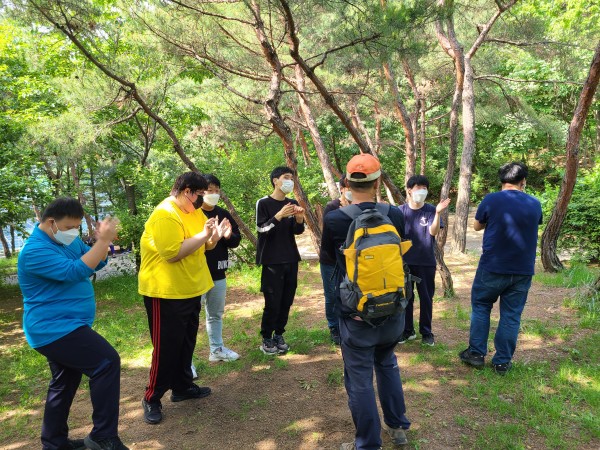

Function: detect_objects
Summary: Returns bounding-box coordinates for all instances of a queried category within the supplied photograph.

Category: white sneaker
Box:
[209,346,240,362]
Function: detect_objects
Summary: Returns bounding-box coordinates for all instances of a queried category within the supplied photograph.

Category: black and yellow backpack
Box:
[339,204,416,327]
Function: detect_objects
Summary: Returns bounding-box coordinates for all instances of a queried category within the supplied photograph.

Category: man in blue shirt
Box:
[18,198,128,450]
[459,163,543,375]
[398,175,451,346]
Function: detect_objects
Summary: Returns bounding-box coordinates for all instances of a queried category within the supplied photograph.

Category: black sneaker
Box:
[459,347,485,368]
[260,337,279,355]
[273,334,289,353]
[398,331,417,344]
[170,383,212,402]
[84,435,129,450]
[421,334,435,346]
[493,361,513,376]
[60,438,86,450]
[141,398,163,424]
[330,327,341,345]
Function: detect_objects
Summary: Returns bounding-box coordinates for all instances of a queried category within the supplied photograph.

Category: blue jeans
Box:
[339,313,410,449]
[320,263,338,329]
[202,278,228,352]
[469,267,532,365]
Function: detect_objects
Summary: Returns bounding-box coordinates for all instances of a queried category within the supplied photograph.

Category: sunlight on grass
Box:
[534,263,597,288]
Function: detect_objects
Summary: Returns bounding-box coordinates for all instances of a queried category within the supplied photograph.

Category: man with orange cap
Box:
[321,154,411,450]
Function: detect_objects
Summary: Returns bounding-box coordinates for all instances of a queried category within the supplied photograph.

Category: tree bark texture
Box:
[69,161,95,234]
[541,40,600,272]
[382,62,416,182]
[294,64,339,200]
[451,57,475,253]
[0,232,11,258]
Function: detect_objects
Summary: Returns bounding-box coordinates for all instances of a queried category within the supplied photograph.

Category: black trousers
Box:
[144,296,201,404]
[260,262,298,338]
[35,326,121,450]
[404,265,436,337]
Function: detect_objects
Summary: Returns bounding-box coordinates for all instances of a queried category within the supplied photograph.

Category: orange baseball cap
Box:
[346,153,381,182]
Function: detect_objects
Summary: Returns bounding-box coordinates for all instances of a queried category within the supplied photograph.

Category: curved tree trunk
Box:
[0,232,11,258]
[294,64,339,200]
[250,0,322,253]
[541,40,600,272]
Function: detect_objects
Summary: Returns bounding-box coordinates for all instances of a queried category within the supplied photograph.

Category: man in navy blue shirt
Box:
[398,175,450,346]
[459,162,542,375]
[321,154,410,450]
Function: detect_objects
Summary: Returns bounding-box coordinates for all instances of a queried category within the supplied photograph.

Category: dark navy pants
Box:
[320,262,338,329]
[469,266,532,365]
[339,313,411,449]
[144,296,201,404]
[260,262,298,338]
[35,326,121,450]
[404,265,436,337]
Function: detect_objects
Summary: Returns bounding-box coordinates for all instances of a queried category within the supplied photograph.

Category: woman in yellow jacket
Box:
[138,172,228,425]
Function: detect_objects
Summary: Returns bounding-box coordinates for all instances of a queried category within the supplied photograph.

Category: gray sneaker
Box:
[273,334,289,353]
[384,424,408,445]
[260,338,278,355]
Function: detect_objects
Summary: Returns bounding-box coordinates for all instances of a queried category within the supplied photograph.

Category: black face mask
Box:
[185,193,203,210]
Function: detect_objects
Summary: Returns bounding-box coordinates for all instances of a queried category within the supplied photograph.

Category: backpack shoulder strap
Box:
[340,204,364,220]
[374,203,391,216]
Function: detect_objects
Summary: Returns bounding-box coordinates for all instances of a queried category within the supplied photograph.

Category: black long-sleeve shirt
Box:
[203,205,241,280]
[319,198,342,265]
[320,202,406,317]
[255,196,305,265]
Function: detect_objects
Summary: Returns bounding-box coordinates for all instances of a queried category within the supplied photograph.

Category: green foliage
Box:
[539,163,600,262]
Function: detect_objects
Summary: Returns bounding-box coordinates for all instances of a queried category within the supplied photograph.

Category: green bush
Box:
[540,162,600,262]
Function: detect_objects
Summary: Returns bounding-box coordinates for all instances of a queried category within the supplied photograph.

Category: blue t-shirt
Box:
[399,203,442,267]
[475,190,542,275]
[17,225,107,348]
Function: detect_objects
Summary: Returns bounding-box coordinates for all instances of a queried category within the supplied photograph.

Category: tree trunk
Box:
[90,165,99,221]
[69,161,95,234]
[296,129,311,165]
[382,62,416,181]
[541,40,600,272]
[294,63,339,199]
[10,225,16,254]
[451,58,476,253]
[0,232,11,258]
[250,0,322,252]
[434,243,454,297]
[433,0,465,298]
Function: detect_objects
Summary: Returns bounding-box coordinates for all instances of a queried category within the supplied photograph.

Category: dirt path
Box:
[1,217,595,450]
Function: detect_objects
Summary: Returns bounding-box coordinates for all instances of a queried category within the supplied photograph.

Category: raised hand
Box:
[95,216,119,243]
[436,198,451,214]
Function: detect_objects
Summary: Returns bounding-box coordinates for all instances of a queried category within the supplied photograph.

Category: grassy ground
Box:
[0,261,598,449]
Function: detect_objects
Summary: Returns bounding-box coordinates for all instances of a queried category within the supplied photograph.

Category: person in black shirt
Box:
[321,154,411,450]
[256,166,305,355]
[320,175,351,345]
[199,174,242,363]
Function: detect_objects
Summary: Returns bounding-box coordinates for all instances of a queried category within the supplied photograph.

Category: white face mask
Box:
[280,179,294,194]
[203,193,220,206]
[344,191,353,202]
[412,189,428,204]
[52,222,79,246]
